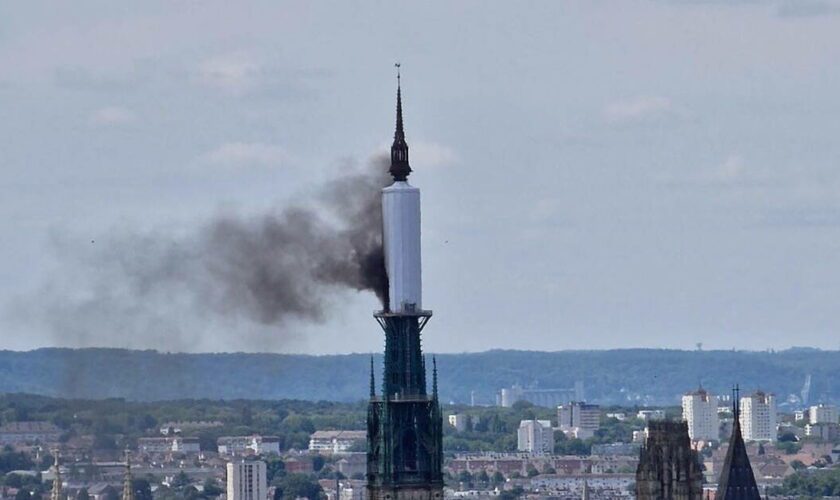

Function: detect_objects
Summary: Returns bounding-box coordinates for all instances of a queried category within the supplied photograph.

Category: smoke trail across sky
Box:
[11,157,390,352]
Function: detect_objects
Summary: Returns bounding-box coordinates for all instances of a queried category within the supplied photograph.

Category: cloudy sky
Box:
[2,0,840,354]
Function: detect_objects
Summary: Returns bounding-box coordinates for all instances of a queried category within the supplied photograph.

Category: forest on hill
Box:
[0,347,836,405]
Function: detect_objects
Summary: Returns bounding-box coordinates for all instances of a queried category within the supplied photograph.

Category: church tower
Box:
[366,68,444,500]
[715,386,761,500]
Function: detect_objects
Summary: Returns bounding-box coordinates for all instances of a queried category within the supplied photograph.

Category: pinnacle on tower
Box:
[123,449,135,500]
[389,63,411,182]
[51,450,62,500]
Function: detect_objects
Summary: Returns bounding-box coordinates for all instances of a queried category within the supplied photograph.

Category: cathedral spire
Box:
[123,449,135,500]
[389,63,411,182]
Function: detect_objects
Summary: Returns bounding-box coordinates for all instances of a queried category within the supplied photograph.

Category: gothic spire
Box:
[389,63,411,182]
[715,385,760,500]
[50,450,62,500]
[123,449,135,500]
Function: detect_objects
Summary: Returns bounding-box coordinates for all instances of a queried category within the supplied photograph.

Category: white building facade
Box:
[226,460,267,500]
[517,420,553,454]
[740,391,777,442]
[809,405,838,425]
[682,389,719,441]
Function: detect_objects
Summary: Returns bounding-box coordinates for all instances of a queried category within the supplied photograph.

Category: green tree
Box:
[279,474,322,500]
[202,478,223,497]
[132,478,153,500]
[76,489,90,500]
[14,489,31,500]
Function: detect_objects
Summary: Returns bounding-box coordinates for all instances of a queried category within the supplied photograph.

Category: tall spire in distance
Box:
[51,450,62,500]
[389,63,411,182]
[123,449,135,500]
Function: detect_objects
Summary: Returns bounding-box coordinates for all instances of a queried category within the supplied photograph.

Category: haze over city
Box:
[3,1,840,354]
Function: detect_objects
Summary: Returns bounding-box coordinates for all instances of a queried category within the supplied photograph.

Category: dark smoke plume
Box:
[18,158,391,352]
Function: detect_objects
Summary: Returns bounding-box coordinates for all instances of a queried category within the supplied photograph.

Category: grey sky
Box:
[2,1,840,354]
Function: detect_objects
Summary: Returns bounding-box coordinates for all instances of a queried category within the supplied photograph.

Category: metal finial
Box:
[395,62,401,82]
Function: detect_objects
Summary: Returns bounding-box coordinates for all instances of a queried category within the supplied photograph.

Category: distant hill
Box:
[0,348,837,406]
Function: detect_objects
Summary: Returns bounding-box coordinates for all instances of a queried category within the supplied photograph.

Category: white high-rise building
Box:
[557,402,601,439]
[740,391,777,442]
[517,420,553,454]
[682,388,719,441]
[226,460,266,500]
[809,404,838,424]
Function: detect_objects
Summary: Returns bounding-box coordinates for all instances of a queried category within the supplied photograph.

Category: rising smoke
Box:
[15,157,391,352]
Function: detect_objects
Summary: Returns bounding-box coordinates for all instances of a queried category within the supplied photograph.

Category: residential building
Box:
[226,460,266,500]
[635,421,703,500]
[159,421,223,435]
[448,414,468,432]
[0,421,61,445]
[218,436,281,456]
[558,402,601,439]
[636,410,666,422]
[308,430,366,454]
[499,381,584,408]
[805,422,840,441]
[682,388,720,441]
[740,392,776,442]
[517,420,553,454]
[138,436,200,454]
[809,404,838,424]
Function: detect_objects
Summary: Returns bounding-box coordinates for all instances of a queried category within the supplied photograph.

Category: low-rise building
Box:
[217,436,281,456]
[138,436,201,454]
[636,410,665,422]
[308,430,366,454]
[159,421,223,435]
[0,421,61,445]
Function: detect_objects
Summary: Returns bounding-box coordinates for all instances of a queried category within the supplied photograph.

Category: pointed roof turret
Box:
[715,385,761,500]
[389,63,411,182]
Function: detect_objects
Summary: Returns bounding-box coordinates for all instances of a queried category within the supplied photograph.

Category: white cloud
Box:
[604,96,675,124]
[90,106,136,126]
[200,142,288,167]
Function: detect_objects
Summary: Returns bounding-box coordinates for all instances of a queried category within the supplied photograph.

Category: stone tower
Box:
[635,421,704,500]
